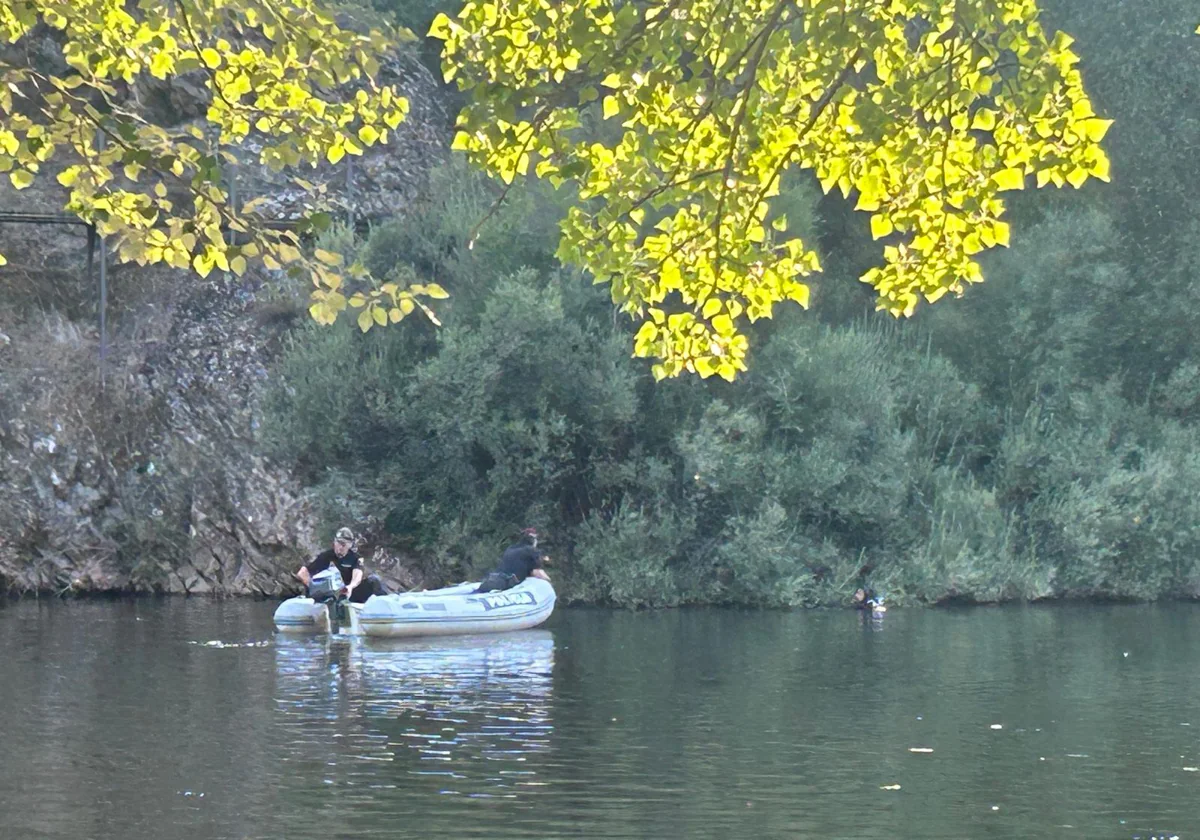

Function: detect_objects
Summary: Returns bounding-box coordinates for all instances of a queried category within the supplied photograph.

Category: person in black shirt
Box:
[296,527,387,604]
[852,587,883,610]
[476,527,551,593]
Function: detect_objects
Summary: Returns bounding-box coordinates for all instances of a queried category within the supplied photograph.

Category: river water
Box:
[1,599,1197,839]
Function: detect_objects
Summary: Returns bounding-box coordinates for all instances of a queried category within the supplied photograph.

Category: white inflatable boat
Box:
[273,596,365,635]
[273,567,365,635]
[359,577,556,638]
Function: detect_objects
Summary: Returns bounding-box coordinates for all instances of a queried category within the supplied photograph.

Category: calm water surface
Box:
[1,599,1198,839]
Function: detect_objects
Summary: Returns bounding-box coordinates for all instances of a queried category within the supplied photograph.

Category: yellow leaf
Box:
[193,252,214,278]
[230,255,247,276]
[603,96,619,120]
[315,248,343,266]
[993,168,1025,191]
[327,144,346,165]
[9,170,33,189]
[358,125,380,145]
[357,308,373,332]
[389,307,403,323]
[1080,118,1113,143]
[201,48,221,69]
[993,221,1011,248]
[971,109,997,131]
[870,215,893,239]
[633,321,658,352]
[423,283,449,299]
[428,12,452,39]
[149,51,173,79]
[1091,155,1111,183]
[372,306,387,326]
[702,298,722,319]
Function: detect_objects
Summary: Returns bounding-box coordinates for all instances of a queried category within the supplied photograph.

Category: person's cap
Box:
[335,527,355,543]
[521,527,539,538]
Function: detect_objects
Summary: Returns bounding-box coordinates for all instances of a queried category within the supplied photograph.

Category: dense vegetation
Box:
[3,0,1196,605]
[255,0,1200,606]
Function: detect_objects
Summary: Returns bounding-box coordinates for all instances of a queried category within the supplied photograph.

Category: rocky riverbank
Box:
[0,46,447,598]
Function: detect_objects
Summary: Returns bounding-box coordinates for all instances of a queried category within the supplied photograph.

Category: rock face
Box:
[233,50,450,224]
[0,47,448,597]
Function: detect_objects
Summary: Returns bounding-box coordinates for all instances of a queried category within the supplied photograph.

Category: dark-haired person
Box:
[476,527,551,593]
[297,527,387,603]
[852,587,882,609]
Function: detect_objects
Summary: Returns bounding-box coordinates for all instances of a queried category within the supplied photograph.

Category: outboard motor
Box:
[308,567,344,603]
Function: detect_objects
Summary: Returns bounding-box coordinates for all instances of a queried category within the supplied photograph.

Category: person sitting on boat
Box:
[476,527,552,593]
[296,527,387,604]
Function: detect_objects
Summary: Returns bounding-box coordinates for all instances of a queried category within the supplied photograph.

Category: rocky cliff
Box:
[0,49,447,597]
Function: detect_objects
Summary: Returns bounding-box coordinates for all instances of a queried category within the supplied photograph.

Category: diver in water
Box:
[852,587,885,611]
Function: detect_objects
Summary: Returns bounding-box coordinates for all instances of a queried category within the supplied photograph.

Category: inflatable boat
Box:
[273,596,365,635]
[359,577,556,638]
[273,567,365,635]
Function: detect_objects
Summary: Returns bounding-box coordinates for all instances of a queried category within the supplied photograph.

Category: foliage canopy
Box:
[1,1,1112,380]
[434,0,1111,379]
[0,0,445,329]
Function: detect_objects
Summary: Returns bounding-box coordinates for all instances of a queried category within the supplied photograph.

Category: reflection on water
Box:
[272,632,555,816]
[3,600,1200,839]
